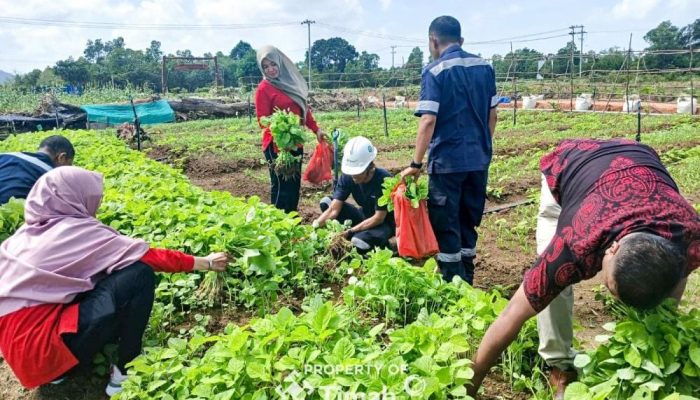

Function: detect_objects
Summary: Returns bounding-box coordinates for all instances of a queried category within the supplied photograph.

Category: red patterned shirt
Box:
[523,139,700,312]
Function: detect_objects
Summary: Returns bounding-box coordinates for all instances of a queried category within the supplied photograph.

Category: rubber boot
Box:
[438,260,467,283]
[461,256,475,285]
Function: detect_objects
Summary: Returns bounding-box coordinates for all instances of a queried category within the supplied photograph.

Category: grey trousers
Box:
[535,175,577,370]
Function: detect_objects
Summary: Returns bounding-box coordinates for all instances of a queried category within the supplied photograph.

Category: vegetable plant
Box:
[378,174,429,212]
[566,301,700,399]
[261,109,310,180]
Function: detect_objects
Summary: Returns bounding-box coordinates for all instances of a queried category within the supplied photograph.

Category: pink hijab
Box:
[0,166,149,317]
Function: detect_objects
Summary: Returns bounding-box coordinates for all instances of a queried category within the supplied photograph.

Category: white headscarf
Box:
[256,45,309,120]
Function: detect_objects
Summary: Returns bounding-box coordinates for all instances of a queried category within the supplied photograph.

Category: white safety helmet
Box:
[341,136,377,175]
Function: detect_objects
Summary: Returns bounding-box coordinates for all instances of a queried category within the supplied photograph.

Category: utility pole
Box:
[391,45,397,69]
[569,25,576,111]
[568,25,584,77]
[301,19,315,90]
[579,25,586,76]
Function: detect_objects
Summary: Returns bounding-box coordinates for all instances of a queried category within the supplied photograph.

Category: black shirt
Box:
[0,152,54,204]
[332,167,395,225]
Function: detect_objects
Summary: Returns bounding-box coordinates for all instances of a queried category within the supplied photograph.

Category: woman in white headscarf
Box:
[255,45,326,213]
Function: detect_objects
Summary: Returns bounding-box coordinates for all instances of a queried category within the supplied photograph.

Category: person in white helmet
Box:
[312,136,395,254]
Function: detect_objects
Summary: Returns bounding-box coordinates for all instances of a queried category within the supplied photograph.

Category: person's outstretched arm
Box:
[468,284,537,396]
[141,249,229,273]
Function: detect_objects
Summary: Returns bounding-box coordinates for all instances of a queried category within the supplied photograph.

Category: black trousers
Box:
[62,262,156,372]
[428,171,488,284]
[265,146,303,213]
[320,197,394,253]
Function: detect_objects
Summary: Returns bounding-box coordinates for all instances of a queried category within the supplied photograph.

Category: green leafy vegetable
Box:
[0,198,25,243]
[260,109,310,180]
[378,174,429,211]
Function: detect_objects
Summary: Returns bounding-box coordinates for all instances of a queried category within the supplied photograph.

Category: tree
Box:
[145,40,163,63]
[230,41,254,60]
[176,49,194,58]
[551,42,579,75]
[644,21,682,50]
[355,51,380,71]
[644,21,684,69]
[492,48,543,79]
[84,39,107,63]
[405,47,423,69]
[679,18,700,48]
[236,51,262,86]
[37,68,63,87]
[594,47,626,71]
[84,37,126,64]
[343,51,381,87]
[13,69,41,88]
[308,37,358,73]
[54,57,93,86]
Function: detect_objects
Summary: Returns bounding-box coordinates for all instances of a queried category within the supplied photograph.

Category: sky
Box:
[0,0,698,74]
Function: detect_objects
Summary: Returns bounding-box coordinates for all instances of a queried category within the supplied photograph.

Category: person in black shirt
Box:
[312,137,394,253]
[0,135,75,205]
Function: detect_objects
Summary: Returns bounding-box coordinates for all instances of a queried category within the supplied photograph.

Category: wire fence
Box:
[232,48,699,113]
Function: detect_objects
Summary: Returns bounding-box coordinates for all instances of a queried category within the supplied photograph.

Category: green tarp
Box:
[80,100,175,125]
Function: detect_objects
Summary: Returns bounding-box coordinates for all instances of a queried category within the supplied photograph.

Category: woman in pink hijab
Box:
[0,166,229,396]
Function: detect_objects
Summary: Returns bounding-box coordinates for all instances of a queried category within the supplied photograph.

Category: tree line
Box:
[8,19,699,93]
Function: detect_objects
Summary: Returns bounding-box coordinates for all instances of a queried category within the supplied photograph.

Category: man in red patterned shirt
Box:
[467,139,700,398]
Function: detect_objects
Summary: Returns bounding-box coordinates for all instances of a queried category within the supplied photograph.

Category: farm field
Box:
[0,109,698,400]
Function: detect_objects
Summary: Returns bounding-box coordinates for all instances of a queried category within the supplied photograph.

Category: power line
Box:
[464,28,570,45]
[0,16,299,30]
[315,22,424,43]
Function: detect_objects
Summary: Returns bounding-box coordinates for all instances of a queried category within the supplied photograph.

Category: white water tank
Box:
[677,96,697,114]
[575,94,593,111]
[623,95,641,112]
[522,95,538,110]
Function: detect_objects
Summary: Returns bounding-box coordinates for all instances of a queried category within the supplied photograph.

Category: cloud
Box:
[611,0,661,19]
[379,0,392,11]
[0,0,368,73]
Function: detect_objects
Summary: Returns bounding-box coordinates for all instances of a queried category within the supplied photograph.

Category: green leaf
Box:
[368,323,385,337]
[640,377,665,391]
[641,360,663,377]
[245,362,269,381]
[411,356,436,375]
[624,346,643,368]
[574,354,592,369]
[564,382,591,399]
[332,337,356,360]
[616,368,635,380]
[689,342,700,368]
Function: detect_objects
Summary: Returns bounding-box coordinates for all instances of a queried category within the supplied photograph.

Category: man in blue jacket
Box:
[402,15,498,284]
[0,135,74,204]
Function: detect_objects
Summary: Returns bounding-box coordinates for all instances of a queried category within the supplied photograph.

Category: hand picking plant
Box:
[0,131,338,313]
[378,174,429,212]
[261,109,310,180]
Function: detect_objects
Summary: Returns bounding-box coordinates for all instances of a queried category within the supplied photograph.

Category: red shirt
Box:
[0,248,194,388]
[523,139,700,312]
[254,79,319,151]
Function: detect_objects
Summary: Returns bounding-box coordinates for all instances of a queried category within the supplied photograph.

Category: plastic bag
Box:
[391,183,439,259]
[303,141,333,184]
